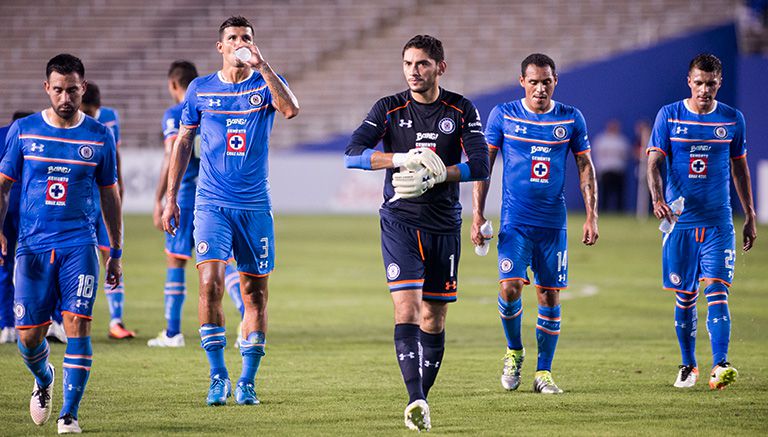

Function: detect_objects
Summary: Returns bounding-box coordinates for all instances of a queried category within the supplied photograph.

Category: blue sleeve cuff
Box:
[457,162,471,182]
[344,149,375,170]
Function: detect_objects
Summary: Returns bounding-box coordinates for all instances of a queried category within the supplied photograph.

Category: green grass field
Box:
[1,214,766,436]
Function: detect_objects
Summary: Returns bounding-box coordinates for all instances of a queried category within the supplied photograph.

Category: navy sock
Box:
[60,337,92,419]
[419,329,444,399]
[498,295,523,350]
[704,282,730,365]
[200,324,228,380]
[394,323,424,403]
[674,291,698,367]
[164,268,186,337]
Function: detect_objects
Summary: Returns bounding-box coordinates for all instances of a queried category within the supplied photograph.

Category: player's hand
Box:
[652,200,674,222]
[152,201,164,231]
[582,216,599,246]
[471,215,489,246]
[391,168,430,201]
[105,257,122,289]
[403,148,446,179]
[241,44,266,70]
[743,213,757,252]
[162,201,180,236]
[0,233,6,266]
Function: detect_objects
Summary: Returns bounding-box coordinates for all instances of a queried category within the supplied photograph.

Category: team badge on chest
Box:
[689,155,707,178]
[530,157,550,183]
[438,117,455,134]
[45,177,68,206]
[249,93,264,106]
[226,131,247,156]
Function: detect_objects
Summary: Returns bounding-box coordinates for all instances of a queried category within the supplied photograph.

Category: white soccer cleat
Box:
[0,326,17,344]
[709,362,738,390]
[147,330,185,347]
[57,414,81,434]
[46,321,68,344]
[673,365,699,388]
[404,399,431,431]
[533,370,564,394]
[30,364,55,425]
[501,348,525,391]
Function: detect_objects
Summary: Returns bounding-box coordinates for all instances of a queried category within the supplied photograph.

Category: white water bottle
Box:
[659,196,685,234]
[474,220,494,256]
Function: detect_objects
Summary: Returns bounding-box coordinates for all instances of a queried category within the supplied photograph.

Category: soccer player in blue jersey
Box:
[0,111,33,345]
[646,54,756,390]
[345,35,489,431]
[0,54,122,434]
[472,53,599,394]
[79,83,135,340]
[162,16,299,406]
[149,60,245,348]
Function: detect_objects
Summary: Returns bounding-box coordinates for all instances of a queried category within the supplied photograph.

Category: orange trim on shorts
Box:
[535,284,568,291]
[500,277,530,285]
[164,248,192,260]
[416,230,425,261]
[700,227,706,242]
[0,172,17,182]
[50,249,55,264]
[16,320,53,330]
[663,287,697,294]
[195,259,227,267]
[423,291,457,297]
[700,277,731,287]
[387,279,425,286]
[488,143,500,150]
[62,310,92,320]
[240,271,269,278]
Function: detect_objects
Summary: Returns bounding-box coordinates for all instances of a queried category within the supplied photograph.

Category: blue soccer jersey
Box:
[0,111,118,254]
[163,102,200,208]
[485,99,591,230]
[647,100,746,228]
[181,70,282,210]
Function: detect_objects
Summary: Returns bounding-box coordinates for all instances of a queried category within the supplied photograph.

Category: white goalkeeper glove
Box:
[392,148,446,180]
[390,168,430,201]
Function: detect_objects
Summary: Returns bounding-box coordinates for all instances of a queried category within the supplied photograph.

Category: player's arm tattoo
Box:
[99,183,123,249]
[259,64,299,119]
[575,152,598,218]
[166,126,196,203]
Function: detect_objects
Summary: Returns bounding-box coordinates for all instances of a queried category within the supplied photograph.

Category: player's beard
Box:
[53,104,78,120]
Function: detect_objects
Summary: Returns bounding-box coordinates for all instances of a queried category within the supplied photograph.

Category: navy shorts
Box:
[662,224,735,293]
[380,215,460,302]
[14,245,100,328]
[497,224,568,290]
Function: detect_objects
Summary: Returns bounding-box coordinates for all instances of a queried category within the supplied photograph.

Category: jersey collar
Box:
[683,98,718,115]
[42,109,85,129]
[521,98,556,114]
[217,69,254,84]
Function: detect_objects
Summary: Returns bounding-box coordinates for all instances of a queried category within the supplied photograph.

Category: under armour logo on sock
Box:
[399,352,416,361]
[424,360,440,368]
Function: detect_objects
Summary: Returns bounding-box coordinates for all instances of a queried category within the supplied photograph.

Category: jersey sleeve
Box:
[484,104,504,150]
[457,100,489,181]
[180,79,201,128]
[110,109,121,146]
[162,108,179,141]
[730,110,747,159]
[570,109,591,155]
[96,129,119,187]
[344,98,389,170]
[647,107,670,156]
[0,121,23,182]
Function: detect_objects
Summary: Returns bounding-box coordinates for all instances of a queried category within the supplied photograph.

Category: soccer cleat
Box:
[147,330,185,347]
[533,370,563,394]
[501,348,525,391]
[673,365,699,388]
[30,363,55,425]
[403,399,431,431]
[709,362,738,390]
[57,414,81,434]
[206,375,232,406]
[108,322,136,339]
[235,381,260,405]
[0,326,17,344]
[47,322,68,344]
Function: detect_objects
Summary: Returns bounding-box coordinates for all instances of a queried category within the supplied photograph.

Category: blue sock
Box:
[60,337,92,419]
[704,283,730,366]
[238,331,265,386]
[536,305,561,371]
[200,324,228,380]
[164,268,186,337]
[419,329,444,399]
[105,279,125,322]
[18,339,53,387]
[394,323,424,403]
[674,291,698,367]
[225,264,244,318]
[498,295,523,350]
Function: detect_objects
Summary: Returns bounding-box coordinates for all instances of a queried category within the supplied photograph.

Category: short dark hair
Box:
[46,53,85,79]
[521,53,556,77]
[402,35,445,63]
[219,16,254,40]
[12,111,33,121]
[689,53,722,76]
[82,82,101,107]
[168,60,198,89]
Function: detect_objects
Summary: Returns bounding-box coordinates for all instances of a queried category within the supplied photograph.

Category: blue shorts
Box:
[14,245,100,328]
[165,206,195,260]
[497,224,568,290]
[662,224,735,293]
[380,215,460,302]
[193,204,274,276]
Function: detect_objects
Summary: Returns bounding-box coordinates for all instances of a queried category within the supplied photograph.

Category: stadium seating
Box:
[0,0,737,149]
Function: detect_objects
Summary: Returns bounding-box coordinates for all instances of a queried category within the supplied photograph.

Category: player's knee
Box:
[536,287,560,307]
[17,327,45,349]
[499,280,523,301]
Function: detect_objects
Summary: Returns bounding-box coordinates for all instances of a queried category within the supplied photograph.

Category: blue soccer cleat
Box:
[235,382,260,405]
[206,376,232,406]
